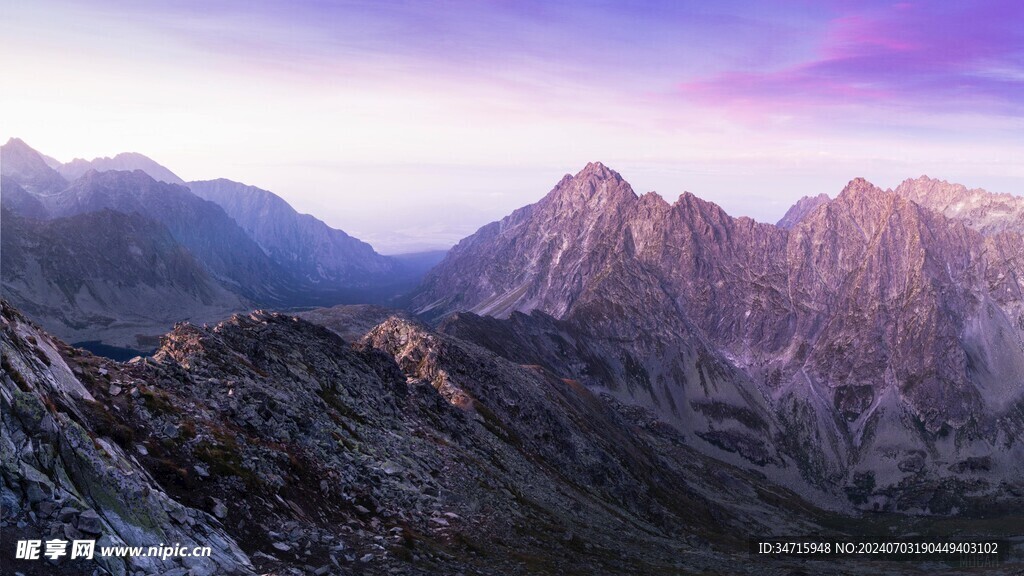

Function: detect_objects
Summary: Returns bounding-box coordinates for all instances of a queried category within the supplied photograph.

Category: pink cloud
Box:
[678,1,1024,118]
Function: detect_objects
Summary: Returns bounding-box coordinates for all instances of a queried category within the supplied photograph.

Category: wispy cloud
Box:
[679,1,1024,119]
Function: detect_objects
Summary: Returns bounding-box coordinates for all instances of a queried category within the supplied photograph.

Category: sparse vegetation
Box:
[140,386,174,414]
[81,400,137,448]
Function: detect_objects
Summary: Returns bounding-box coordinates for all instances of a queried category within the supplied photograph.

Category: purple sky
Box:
[3,1,1023,252]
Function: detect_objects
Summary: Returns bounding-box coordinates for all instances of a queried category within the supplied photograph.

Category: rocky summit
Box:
[57,152,186,186]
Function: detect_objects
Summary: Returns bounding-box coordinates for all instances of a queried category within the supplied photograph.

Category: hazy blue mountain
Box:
[58,151,186,184]
[1,138,449,351]
[41,169,290,302]
[188,178,397,286]
[0,175,49,219]
[0,137,67,195]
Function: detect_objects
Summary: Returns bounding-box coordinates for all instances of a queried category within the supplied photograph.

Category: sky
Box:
[2,0,1023,253]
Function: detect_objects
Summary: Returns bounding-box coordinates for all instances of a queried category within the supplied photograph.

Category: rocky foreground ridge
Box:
[4,298,891,575]
[413,163,1024,509]
[11,298,1019,574]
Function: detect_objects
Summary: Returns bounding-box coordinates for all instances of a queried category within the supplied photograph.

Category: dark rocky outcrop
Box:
[1,301,252,575]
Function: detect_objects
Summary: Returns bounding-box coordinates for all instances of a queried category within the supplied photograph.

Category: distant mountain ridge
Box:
[58,151,186,184]
[46,169,289,302]
[895,175,1024,235]
[0,138,441,348]
[188,178,396,285]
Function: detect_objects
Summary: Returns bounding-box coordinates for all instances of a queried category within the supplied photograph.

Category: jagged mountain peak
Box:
[668,191,743,232]
[892,175,1024,236]
[673,190,726,212]
[835,177,887,201]
[1,137,44,156]
[576,160,620,179]
[76,167,161,184]
[416,166,1024,496]
[546,161,637,207]
[902,174,962,188]
[65,168,193,201]
[908,174,949,185]
[895,175,977,204]
[822,177,911,234]
[4,136,31,149]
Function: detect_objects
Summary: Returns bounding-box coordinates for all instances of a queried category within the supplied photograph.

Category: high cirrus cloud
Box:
[678,1,1024,118]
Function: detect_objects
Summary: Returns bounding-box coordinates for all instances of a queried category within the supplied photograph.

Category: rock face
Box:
[413,163,1024,506]
[1,301,252,575]
[57,152,186,185]
[3,299,899,575]
[188,179,396,285]
[0,176,49,219]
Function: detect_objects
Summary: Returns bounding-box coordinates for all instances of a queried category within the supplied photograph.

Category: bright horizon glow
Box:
[3,0,1023,253]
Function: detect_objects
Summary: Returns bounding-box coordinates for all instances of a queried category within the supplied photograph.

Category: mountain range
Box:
[0,138,440,350]
[9,293,1009,575]
[413,162,1024,508]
